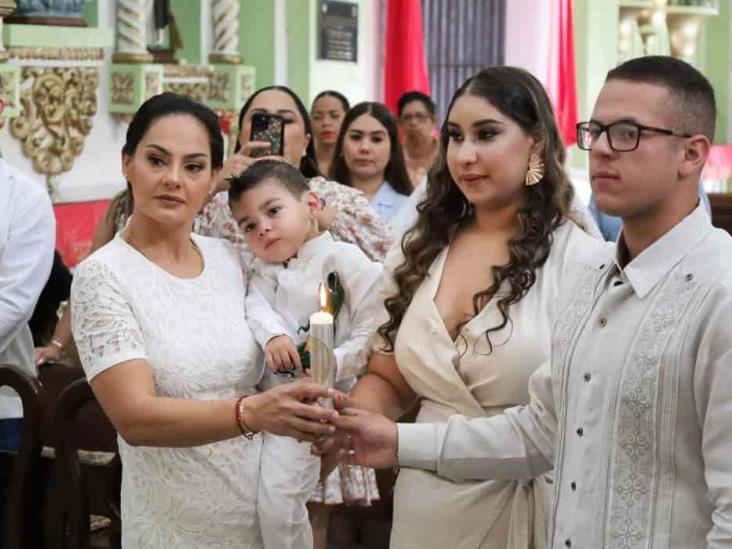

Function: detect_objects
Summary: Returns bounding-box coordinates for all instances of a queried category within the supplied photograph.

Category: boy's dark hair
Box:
[228,159,310,203]
[397,90,436,117]
[606,55,716,141]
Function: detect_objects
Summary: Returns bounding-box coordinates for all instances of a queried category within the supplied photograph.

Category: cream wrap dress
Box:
[382,221,604,549]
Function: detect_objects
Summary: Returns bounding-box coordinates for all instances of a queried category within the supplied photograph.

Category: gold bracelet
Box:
[235,396,257,440]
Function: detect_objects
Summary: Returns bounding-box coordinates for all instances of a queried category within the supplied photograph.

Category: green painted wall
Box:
[571,0,619,167]
[172,0,202,65]
[83,0,98,27]
[286,0,312,104]
[240,0,275,88]
[700,2,732,143]
[4,24,112,48]
[573,0,619,123]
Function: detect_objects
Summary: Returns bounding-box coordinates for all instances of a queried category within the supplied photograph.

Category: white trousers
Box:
[257,373,320,549]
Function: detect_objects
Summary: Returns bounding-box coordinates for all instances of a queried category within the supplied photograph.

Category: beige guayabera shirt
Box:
[398,205,732,549]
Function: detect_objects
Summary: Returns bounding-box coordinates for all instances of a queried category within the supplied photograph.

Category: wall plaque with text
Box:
[319,1,358,63]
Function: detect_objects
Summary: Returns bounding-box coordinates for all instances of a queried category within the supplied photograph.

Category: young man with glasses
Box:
[397,90,439,187]
[333,56,732,548]
[579,119,712,240]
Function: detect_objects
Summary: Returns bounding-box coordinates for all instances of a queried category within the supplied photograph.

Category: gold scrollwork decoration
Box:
[145,71,161,100]
[111,73,134,105]
[10,67,99,176]
[163,81,210,103]
[9,47,104,62]
[240,72,254,102]
[0,70,18,110]
[208,72,230,103]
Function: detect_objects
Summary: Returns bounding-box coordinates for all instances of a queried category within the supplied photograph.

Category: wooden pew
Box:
[0,365,43,549]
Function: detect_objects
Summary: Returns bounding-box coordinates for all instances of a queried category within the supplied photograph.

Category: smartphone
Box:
[249,113,284,158]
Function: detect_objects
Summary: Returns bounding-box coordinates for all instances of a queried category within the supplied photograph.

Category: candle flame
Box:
[319,284,329,311]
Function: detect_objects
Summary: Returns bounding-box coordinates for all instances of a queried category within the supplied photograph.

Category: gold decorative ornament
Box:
[240,72,255,101]
[10,67,99,176]
[111,72,134,105]
[145,71,162,100]
[164,65,213,79]
[9,47,104,61]
[163,81,209,103]
[525,153,545,186]
[0,68,17,109]
[208,72,230,103]
[162,64,211,102]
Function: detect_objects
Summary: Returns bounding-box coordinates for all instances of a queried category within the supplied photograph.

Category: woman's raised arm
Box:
[348,352,417,420]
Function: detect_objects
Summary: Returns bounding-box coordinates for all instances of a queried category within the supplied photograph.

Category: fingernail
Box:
[328,425,335,434]
[347,449,355,456]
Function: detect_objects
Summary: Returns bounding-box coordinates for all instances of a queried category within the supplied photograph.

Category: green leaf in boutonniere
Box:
[325,271,345,321]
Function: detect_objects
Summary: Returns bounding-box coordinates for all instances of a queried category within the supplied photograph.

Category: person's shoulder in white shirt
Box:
[0,159,55,417]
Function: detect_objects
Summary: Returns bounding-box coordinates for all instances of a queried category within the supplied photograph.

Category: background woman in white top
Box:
[330,102,413,223]
[71,93,335,548]
[311,90,350,177]
[336,67,607,548]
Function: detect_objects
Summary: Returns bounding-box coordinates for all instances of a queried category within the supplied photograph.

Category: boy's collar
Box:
[283,231,333,267]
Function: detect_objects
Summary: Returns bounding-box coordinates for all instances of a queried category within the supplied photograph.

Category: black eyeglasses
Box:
[400,112,431,123]
[576,121,692,152]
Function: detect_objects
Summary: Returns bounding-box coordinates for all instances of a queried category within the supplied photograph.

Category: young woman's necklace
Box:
[124,231,205,271]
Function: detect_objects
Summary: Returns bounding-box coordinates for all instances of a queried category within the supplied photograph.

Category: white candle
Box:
[309,285,336,407]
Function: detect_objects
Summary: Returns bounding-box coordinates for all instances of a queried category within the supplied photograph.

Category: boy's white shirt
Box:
[245,231,383,386]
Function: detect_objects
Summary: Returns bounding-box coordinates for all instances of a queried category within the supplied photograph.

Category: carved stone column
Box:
[0,1,17,63]
[113,0,153,63]
[209,0,241,64]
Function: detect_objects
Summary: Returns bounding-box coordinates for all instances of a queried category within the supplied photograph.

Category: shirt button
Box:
[583,373,591,382]
[565,540,572,547]
[576,427,584,437]
[571,481,577,491]
[599,318,607,327]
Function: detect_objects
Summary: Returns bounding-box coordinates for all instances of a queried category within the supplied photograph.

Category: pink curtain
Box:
[383,0,431,115]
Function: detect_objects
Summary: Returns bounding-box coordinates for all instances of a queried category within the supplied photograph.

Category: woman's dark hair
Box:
[122,92,224,169]
[330,102,412,196]
[235,85,321,178]
[312,90,350,113]
[378,66,576,353]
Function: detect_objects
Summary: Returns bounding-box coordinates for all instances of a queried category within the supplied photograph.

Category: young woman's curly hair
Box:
[378,66,577,353]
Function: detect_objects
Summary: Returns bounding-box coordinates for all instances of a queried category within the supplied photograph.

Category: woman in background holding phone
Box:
[330,102,413,224]
[311,90,350,176]
[200,86,392,268]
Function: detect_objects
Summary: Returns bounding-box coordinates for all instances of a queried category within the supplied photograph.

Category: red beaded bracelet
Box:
[235,395,257,440]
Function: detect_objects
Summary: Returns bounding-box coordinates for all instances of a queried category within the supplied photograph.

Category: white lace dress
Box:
[71,233,264,548]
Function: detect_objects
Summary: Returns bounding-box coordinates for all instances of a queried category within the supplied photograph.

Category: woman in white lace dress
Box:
[71,93,336,548]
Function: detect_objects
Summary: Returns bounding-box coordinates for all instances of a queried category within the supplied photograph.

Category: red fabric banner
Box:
[53,200,111,267]
[383,0,431,115]
[555,0,578,146]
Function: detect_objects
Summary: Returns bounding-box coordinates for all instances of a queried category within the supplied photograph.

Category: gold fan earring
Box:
[525,153,545,186]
